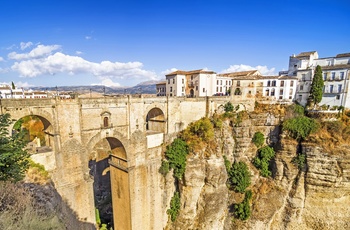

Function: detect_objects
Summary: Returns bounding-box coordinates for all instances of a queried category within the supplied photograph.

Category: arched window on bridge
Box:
[100,111,111,128]
[103,117,109,128]
[146,108,165,133]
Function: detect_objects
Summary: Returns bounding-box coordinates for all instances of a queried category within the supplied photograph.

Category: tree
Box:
[0,113,30,182]
[309,65,324,106]
[11,81,15,90]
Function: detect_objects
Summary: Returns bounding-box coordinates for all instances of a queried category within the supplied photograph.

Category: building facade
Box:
[285,51,350,108]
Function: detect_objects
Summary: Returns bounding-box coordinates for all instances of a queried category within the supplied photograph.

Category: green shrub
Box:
[181,117,214,142]
[211,114,223,129]
[252,132,265,148]
[292,153,306,169]
[224,156,251,193]
[167,192,181,222]
[224,102,234,113]
[164,138,189,180]
[234,190,252,220]
[159,160,170,176]
[253,146,275,177]
[282,116,319,140]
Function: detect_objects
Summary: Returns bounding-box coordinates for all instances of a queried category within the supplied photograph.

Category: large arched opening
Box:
[12,115,54,153]
[89,137,130,230]
[145,107,165,133]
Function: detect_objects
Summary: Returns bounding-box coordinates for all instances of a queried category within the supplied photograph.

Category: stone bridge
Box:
[0,95,254,229]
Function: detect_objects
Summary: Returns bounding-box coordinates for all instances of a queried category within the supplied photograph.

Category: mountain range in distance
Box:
[31,80,161,95]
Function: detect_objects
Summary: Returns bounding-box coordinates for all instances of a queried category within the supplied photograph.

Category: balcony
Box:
[187,80,198,88]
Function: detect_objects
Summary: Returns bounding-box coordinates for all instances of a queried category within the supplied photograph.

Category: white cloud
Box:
[8,44,61,60]
[76,51,83,55]
[161,68,178,76]
[221,64,276,76]
[92,79,121,87]
[85,36,92,40]
[10,44,158,83]
[20,42,33,50]
[0,57,4,62]
[15,81,34,88]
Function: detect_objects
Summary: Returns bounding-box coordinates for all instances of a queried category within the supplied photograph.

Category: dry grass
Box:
[308,117,350,154]
[0,182,65,230]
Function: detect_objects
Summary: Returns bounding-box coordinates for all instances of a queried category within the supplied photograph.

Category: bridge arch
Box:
[87,132,131,230]
[9,111,56,152]
[145,107,166,133]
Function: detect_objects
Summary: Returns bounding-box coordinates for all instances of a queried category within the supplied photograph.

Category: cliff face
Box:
[165,107,350,230]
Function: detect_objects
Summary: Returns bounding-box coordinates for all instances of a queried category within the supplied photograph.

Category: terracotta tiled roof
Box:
[165,69,216,76]
[217,70,260,78]
[156,81,166,85]
[336,53,350,58]
[296,51,317,58]
[321,64,350,70]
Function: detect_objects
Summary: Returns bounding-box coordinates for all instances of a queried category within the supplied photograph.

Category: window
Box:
[298,95,302,101]
[226,80,228,85]
[340,72,344,80]
[170,87,172,92]
[220,80,222,85]
[267,81,271,86]
[338,84,342,93]
[203,88,205,93]
[237,81,241,87]
[280,81,284,87]
[280,89,284,95]
[182,79,184,84]
[217,80,219,85]
[220,87,222,92]
[290,81,294,87]
[330,85,334,93]
[216,87,219,92]
[332,72,335,80]
[265,89,269,96]
[271,88,275,96]
[103,117,109,128]
[300,85,303,91]
[272,81,276,86]
[182,87,184,92]
[323,73,327,80]
[302,74,306,81]
[173,78,175,84]
[196,86,198,91]
[168,79,170,84]
[336,95,340,100]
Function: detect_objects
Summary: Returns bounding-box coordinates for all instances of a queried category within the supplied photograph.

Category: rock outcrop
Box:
[165,107,350,229]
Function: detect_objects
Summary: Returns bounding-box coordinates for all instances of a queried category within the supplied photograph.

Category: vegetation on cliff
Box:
[223,156,251,193]
[234,190,252,221]
[167,192,181,222]
[163,138,189,180]
[0,113,30,182]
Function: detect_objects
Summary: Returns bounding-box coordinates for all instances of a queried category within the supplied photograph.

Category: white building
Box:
[165,69,216,97]
[156,82,166,96]
[0,84,24,99]
[285,51,350,108]
[228,71,297,102]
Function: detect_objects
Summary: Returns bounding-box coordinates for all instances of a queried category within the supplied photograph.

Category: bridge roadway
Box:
[0,95,252,229]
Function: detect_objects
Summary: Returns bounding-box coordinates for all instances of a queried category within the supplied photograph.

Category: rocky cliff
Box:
[164,105,350,230]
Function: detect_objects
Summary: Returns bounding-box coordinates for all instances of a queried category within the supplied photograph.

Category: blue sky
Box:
[0,0,349,88]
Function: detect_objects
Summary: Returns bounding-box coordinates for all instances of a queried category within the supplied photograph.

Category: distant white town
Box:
[1,51,350,109]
